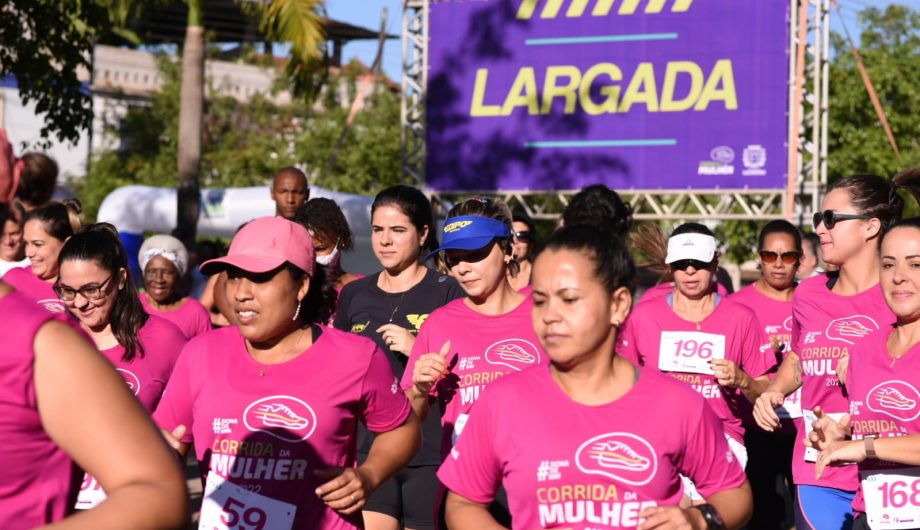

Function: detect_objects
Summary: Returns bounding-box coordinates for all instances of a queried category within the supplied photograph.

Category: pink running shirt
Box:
[2,266,66,313]
[154,325,411,530]
[0,291,76,527]
[401,296,548,457]
[790,274,895,490]
[99,315,186,412]
[617,294,774,443]
[843,328,920,514]
[438,366,747,529]
[731,284,798,432]
[140,292,212,340]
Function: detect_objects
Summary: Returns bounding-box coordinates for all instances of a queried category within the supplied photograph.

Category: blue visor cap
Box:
[426,215,512,259]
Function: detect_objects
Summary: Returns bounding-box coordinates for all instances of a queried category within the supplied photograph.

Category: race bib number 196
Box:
[200,473,296,530]
[658,331,726,375]
[861,468,920,529]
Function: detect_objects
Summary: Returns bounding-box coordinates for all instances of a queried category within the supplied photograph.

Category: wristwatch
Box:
[865,436,877,459]
[692,504,727,530]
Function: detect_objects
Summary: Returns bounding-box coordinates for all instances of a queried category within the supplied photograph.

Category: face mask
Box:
[315,246,340,268]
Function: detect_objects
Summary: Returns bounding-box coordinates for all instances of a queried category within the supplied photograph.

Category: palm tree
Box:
[175,0,325,249]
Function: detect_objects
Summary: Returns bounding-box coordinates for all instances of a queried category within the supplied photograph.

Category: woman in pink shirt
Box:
[730,220,803,529]
[0,280,187,529]
[404,198,549,525]
[138,234,212,340]
[809,211,920,530]
[3,199,81,313]
[753,174,906,530]
[439,224,753,530]
[618,223,774,488]
[154,216,420,530]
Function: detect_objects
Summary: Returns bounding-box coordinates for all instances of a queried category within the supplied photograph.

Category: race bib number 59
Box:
[658,331,726,375]
[200,473,296,530]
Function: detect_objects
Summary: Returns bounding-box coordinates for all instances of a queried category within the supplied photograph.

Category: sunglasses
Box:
[812,210,873,230]
[670,259,714,271]
[513,230,534,242]
[759,250,801,264]
[444,243,496,268]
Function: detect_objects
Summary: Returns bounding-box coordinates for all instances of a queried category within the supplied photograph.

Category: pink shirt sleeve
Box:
[740,313,775,378]
[361,345,412,433]
[152,345,196,444]
[437,393,501,504]
[192,301,213,337]
[617,316,641,365]
[676,396,747,498]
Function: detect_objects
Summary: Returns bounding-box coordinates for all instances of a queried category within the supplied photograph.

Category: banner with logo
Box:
[425,0,789,191]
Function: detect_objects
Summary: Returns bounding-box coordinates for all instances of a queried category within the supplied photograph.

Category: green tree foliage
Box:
[0,1,139,146]
[76,57,402,221]
[827,5,920,182]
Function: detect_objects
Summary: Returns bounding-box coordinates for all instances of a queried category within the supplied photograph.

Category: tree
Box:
[827,5,920,182]
[0,1,137,146]
[76,57,403,223]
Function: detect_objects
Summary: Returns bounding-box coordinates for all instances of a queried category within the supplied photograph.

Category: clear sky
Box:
[326,0,907,82]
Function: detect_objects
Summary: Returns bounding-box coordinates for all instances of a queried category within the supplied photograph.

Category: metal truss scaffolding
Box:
[401,0,829,223]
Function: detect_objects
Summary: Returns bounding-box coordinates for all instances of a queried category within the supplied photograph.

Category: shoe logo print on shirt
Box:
[867,381,920,422]
[575,433,658,486]
[116,369,141,396]
[783,316,793,331]
[243,396,318,443]
[37,298,66,313]
[825,315,879,345]
[484,339,541,372]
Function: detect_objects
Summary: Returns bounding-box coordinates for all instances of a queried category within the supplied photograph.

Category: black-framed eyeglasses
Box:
[670,259,714,271]
[812,210,873,230]
[759,250,801,264]
[513,230,533,242]
[54,274,114,302]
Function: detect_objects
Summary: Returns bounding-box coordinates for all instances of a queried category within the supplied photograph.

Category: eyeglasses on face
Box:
[670,259,714,271]
[812,210,872,230]
[54,274,114,302]
[759,250,801,264]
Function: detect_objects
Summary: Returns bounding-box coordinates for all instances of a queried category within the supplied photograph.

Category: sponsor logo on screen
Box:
[698,146,735,175]
[742,144,767,176]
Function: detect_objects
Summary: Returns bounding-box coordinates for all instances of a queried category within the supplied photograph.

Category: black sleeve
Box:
[333,283,354,331]
[442,275,466,303]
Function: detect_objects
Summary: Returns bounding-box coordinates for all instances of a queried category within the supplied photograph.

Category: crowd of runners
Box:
[2,144,920,530]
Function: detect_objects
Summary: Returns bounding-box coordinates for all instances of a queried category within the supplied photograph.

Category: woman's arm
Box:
[316,412,421,514]
[752,351,803,431]
[445,492,508,530]
[639,482,753,530]
[34,321,188,530]
[817,433,920,478]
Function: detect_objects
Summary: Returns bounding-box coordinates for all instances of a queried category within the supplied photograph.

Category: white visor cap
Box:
[665,233,717,264]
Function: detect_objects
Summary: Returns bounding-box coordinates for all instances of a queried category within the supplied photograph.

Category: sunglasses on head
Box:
[812,210,873,230]
[759,250,801,264]
[670,259,714,271]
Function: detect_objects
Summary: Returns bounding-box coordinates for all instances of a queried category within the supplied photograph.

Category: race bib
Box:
[75,473,107,510]
[200,473,296,530]
[861,468,920,529]
[452,413,470,446]
[777,387,803,419]
[658,331,726,375]
[802,409,846,462]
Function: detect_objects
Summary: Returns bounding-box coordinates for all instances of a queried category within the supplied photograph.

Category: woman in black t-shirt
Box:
[335,185,463,530]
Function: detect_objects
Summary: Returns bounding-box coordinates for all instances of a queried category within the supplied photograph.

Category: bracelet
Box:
[865,436,877,459]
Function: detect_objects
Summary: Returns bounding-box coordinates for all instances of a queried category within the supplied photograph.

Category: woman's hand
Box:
[710,359,745,389]
[314,467,374,515]
[412,341,451,396]
[805,406,850,451]
[376,324,416,356]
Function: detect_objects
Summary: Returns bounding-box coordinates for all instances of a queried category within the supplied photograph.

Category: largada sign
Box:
[425,0,789,191]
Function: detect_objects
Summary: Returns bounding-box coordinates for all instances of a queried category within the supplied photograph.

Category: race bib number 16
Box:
[861,468,920,529]
[658,331,726,375]
[200,473,296,530]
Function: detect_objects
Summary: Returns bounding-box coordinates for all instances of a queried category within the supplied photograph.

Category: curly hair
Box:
[294,198,354,251]
[562,184,633,237]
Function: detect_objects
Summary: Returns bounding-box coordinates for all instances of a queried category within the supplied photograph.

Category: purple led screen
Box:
[425,0,790,191]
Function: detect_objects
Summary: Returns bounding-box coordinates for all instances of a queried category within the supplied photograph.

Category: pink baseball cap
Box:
[200,216,315,276]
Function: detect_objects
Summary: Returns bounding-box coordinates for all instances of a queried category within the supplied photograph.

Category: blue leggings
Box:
[795,485,855,530]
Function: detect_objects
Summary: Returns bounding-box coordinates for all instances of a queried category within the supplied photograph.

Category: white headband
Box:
[665,233,717,264]
[141,248,186,276]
